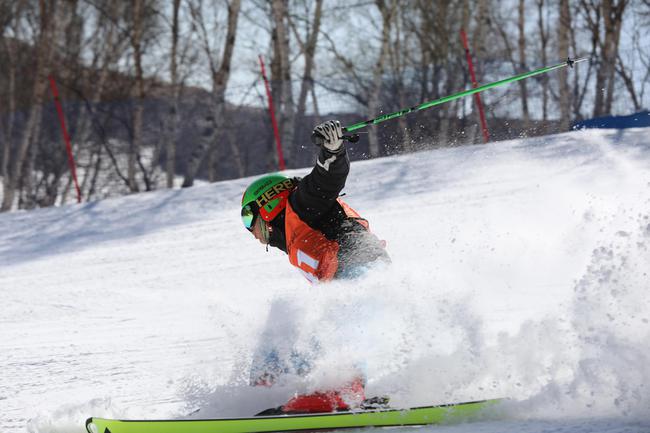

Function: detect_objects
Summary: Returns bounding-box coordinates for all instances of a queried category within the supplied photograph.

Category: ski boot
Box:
[282,376,365,414]
[256,377,366,415]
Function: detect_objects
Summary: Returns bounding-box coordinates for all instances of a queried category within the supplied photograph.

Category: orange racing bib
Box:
[285,199,366,282]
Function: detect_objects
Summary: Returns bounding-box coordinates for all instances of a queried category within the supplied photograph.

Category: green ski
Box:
[86,399,501,433]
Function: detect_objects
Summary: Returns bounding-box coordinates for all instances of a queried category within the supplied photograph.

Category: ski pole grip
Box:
[311,133,360,147]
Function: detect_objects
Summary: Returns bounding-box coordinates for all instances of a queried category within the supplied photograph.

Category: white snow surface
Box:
[2,129,650,433]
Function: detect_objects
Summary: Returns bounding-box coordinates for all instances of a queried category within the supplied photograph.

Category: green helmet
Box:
[241,174,297,230]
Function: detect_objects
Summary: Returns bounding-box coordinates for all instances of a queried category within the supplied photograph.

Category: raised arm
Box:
[290,121,349,226]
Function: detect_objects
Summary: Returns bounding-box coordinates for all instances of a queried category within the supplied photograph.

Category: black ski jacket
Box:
[269,146,389,278]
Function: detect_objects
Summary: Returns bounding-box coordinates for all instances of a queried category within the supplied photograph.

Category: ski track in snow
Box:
[1,129,650,433]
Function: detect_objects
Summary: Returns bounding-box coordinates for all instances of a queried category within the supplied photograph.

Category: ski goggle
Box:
[241,203,258,231]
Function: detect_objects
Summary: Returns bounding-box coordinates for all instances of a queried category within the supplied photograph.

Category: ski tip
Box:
[85,418,97,433]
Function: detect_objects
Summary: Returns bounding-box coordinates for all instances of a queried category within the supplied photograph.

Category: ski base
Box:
[86,398,502,433]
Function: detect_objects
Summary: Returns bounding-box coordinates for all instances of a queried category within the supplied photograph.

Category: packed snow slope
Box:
[1,128,650,433]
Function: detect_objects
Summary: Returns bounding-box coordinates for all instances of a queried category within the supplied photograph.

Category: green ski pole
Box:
[313,57,586,144]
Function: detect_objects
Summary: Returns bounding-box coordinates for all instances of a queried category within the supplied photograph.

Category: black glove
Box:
[311,120,344,153]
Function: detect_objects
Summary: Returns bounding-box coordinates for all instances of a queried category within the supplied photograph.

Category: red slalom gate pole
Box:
[258,55,286,171]
[460,29,490,143]
[49,76,82,203]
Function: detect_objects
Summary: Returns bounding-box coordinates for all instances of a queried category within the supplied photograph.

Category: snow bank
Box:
[2,128,649,433]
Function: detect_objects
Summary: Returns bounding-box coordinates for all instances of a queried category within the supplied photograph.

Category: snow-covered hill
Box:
[2,128,650,433]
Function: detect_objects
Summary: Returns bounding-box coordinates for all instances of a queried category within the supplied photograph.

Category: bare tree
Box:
[183,0,241,187]
[3,0,649,212]
[289,0,323,149]
[387,4,412,151]
[128,0,146,192]
[601,0,629,115]
[624,1,650,108]
[536,0,550,121]
[269,0,296,165]
[585,0,629,117]
[614,1,648,112]
[615,54,640,111]
[36,0,84,207]
[367,0,397,157]
[2,0,58,211]
[557,0,572,129]
[1,2,21,209]
[401,1,451,146]
[569,1,594,120]
[73,1,130,201]
[493,4,531,129]
[166,0,182,188]
[472,0,490,79]
[517,0,530,128]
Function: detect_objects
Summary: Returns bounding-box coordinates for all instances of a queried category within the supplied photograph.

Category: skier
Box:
[240,120,389,282]
[240,120,390,414]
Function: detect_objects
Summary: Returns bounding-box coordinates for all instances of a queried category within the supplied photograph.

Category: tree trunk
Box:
[473,0,489,75]
[270,0,295,166]
[518,0,530,129]
[183,0,241,187]
[76,1,124,200]
[558,0,571,129]
[593,0,627,116]
[166,0,181,188]
[294,0,323,163]
[39,0,81,207]
[295,0,323,122]
[2,0,58,211]
[460,0,473,144]
[206,0,240,181]
[367,0,396,158]
[225,117,245,177]
[129,0,145,193]
[572,1,593,120]
[536,0,549,121]
[310,85,321,120]
[60,0,89,204]
[615,55,641,111]
[86,144,104,201]
[21,142,37,209]
[393,7,410,152]
[1,36,17,208]
[603,0,626,114]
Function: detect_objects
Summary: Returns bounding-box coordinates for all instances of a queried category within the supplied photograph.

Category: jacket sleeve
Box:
[289,146,350,226]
